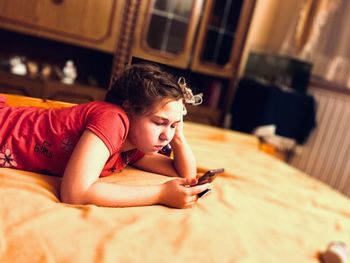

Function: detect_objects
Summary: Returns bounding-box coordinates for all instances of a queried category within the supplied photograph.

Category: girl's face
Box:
[126,99,184,154]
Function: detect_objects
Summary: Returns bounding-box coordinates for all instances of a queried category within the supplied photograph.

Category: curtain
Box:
[280,0,350,88]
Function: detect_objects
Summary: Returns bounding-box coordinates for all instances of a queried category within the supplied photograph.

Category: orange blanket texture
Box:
[1,94,350,263]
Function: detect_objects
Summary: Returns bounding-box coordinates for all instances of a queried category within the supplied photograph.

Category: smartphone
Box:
[197,168,225,185]
[197,168,225,198]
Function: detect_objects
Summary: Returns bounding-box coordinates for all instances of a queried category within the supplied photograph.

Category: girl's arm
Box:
[60,130,208,208]
[170,119,197,179]
[131,120,197,180]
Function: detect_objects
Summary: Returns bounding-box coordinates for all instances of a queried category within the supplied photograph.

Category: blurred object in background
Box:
[62,60,77,85]
[231,77,316,145]
[244,51,312,93]
[9,56,27,76]
[26,61,39,78]
[41,64,53,80]
[254,124,296,161]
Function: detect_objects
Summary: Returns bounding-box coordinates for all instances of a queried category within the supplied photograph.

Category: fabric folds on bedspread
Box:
[1,160,350,263]
[1,93,350,263]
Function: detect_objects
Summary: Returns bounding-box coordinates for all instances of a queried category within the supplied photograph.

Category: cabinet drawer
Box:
[0,0,124,52]
[43,80,106,104]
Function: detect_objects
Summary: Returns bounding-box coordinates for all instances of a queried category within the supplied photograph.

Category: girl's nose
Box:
[160,127,172,141]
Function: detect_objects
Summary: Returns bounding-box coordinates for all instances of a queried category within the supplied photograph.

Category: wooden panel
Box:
[0,70,44,98]
[43,80,106,104]
[0,70,105,103]
[185,105,222,126]
[0,0,125,52]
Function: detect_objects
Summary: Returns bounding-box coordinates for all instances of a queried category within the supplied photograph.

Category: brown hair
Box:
[105,64,186,115]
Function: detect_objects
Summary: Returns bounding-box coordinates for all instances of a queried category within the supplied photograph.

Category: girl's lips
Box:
[153,145,164,150]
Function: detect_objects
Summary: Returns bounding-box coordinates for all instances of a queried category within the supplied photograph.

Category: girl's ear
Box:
[182,103,187,116]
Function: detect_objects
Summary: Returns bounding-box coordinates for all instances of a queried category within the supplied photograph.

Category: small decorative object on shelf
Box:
[9,56,27,76]
[62,60,77,84]
[320,241,349,263]
[41,64,53,80]
[27,61,39,78]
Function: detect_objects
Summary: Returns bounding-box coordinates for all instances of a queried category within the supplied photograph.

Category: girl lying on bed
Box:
[0,64,210,208]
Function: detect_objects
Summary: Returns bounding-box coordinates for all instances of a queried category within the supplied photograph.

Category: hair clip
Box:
[178,77,203,106]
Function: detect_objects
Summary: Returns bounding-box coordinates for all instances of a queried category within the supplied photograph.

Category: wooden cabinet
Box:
[0,0,120,104]
[0,0,125,52]
[132,0,256,126]
[133,0,255,76]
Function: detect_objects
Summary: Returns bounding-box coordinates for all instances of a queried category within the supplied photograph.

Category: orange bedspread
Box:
[1,94,350,263]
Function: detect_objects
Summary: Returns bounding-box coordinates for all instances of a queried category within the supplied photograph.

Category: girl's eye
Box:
[154,121,164,126]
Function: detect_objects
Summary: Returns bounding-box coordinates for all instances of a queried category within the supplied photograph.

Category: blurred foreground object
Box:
[320,242,348,263]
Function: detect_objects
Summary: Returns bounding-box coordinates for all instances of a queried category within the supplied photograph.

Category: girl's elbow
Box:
[60,189,86,205]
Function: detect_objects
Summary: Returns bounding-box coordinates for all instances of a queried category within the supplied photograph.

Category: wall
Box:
[239,0,304,75]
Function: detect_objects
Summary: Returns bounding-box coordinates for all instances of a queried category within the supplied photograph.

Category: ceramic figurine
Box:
[27,61,39,77]
[9,56,27,76]
[62,60,77,84]
[41,64,53,79]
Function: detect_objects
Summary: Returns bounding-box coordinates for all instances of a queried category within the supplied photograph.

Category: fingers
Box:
[189,183,211,195]
[184,195,198,208]
[184,187,212,208]
[184,201,197,208]
[188,178,198,186]
[178,177,198,186]
[171,178,211,208]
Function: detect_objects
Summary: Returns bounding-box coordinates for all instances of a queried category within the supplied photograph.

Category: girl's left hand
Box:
[171,117,185,143]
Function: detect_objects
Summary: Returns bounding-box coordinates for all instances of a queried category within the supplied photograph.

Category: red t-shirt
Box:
[0,96,144,177]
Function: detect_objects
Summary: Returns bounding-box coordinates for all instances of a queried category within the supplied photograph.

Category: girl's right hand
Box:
[159,178,211,209]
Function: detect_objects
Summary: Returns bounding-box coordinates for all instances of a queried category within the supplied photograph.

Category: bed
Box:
[1,94,350,263]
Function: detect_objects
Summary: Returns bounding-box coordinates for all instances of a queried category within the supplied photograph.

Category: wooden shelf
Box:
[0,70,106,103]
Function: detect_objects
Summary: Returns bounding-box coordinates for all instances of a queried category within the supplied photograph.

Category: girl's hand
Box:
[159,178,210,208]
[171,117,185,143]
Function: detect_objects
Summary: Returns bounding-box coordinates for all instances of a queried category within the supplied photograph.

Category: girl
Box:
[0,64,210,208]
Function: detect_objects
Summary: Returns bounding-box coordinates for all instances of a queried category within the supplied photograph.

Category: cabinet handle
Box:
[51,0,64,5]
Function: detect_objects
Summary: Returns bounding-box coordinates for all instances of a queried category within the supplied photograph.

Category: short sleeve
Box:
[84,102,129,155]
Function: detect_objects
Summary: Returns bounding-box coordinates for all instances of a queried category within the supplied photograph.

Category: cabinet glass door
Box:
[191,0,256,78]
[201,0,243,66]
[132,0,203,68]
[146,0,192,54]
